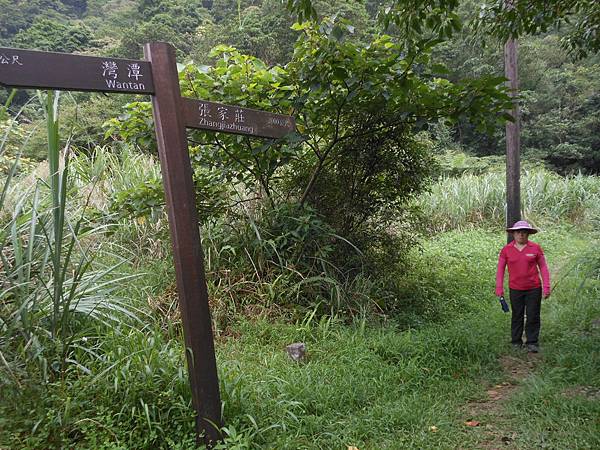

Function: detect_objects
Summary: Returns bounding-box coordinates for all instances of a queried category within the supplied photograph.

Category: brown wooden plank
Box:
[0,47,154,94]
[183,97,295,138]
[504,37,521,242]
[143,42,222,446]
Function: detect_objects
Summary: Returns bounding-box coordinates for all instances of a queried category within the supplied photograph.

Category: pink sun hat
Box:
[506,220,538,234]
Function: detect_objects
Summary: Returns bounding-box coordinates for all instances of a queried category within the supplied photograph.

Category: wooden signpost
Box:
[1,43,295,446]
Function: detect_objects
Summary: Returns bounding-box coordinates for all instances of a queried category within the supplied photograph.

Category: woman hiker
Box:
[495,220,551,353]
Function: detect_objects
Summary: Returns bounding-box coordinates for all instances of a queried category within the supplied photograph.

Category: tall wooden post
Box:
[2,42,293,447]
[504,37,520,243]
[144,42,222,446]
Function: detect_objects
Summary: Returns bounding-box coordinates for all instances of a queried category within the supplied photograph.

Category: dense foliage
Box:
[2,0,599,173]
[477,0,600,59]
[1,1,599,448]
[102,15,512,287]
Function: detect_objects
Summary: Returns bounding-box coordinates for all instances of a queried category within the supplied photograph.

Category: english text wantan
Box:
[105,79,146,90]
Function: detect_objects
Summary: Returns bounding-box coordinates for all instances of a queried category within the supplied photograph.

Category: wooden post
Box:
[2,42,293,446]
[143,42,222,446]
[504,37,520,243]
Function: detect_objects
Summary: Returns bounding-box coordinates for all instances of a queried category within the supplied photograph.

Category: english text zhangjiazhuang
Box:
[198,117,255,134]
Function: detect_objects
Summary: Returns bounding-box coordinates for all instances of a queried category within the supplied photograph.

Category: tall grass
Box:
[0,92,139,385]
[2,223,597,449]
[419,169,600,232]
[53,147,356,323]
[69,144,161,204]
[198,199,401,325]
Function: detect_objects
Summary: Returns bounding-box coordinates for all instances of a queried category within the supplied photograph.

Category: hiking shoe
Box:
[511,343,523,350]
[526,344,539,353]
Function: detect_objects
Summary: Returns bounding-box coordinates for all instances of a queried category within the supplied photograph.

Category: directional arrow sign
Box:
[0,47,154,94]
[182,98,295,138]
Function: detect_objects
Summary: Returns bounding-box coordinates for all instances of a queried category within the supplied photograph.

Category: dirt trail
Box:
[461,352,541,449]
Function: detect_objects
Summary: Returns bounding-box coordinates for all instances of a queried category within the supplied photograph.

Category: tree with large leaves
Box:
[107,15,511,236]
[477,0,600,59]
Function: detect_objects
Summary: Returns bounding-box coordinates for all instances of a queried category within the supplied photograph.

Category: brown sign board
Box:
[183,97,295,139]
[0,47,154,94]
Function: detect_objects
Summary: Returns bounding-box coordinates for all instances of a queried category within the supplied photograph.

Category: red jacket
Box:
[495,240,551,297]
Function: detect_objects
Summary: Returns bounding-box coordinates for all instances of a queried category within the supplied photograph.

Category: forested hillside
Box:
[2,0,599,172]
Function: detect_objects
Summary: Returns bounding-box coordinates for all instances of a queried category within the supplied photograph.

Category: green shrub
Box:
[201,203,344,313]
[435,150,505,177]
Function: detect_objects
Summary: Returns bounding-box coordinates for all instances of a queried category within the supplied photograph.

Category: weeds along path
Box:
[462,352,541,449]
[458,228,600,450]
[2,226,596,448]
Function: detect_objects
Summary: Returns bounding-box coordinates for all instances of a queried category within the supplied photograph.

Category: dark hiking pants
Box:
[509,287,542,345]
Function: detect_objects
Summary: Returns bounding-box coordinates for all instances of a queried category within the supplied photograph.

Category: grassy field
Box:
[209,228,600,449]
[2,224,598,449]
[2,130,599,448]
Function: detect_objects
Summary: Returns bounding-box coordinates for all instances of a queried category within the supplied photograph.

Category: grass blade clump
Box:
[420,168,600,232]
[1,92,140,386]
